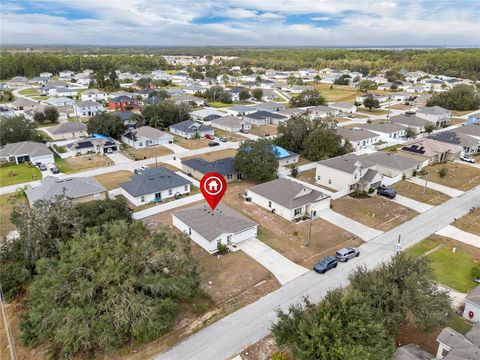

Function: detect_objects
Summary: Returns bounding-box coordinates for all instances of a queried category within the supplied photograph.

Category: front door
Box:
[154,192,162,201]
[227,235,233,245]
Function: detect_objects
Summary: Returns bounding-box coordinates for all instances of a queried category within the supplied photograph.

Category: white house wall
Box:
[315,164,356,191]
[121,184,190,206]
[247,190,295,221]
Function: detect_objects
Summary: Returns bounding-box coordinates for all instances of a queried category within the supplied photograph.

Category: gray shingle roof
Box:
[245,110,287,120]
[358,122,407,134]
[393,344,433,360]
[169,120,213,134]
[0,141,53,158]
[248,178,329,209]
[429,130,479,148]
[182,157,237,176]
[50,121,87,135]
[337,127,379,141]
[25,176,105,203]
[317,154,368,174]
[466,286,480,306]
[123,126,171,141]
[418,106,450,116]
[211,115,245,128]
[173,203,257,242]
[390,114,430,127]
[119,167,191,197]
[362,152,424,171]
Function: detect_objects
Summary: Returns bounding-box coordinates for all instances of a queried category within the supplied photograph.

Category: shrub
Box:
[271,352,289,360]
[368,187,375,194]
[472,265,480,280]
[412,169,417,177]
[290,165,298,178]
[438,167,448,178]
[217,243,229,254]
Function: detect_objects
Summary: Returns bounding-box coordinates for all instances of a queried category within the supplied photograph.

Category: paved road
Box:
[154,186,480,360]
[238,238,309,285]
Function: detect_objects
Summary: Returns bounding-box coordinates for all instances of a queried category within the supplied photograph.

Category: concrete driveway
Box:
[106,152,132,165]
[391,194,434,213]
[407,177,465,197]
[237,237,309,285]
[435,225,480,248]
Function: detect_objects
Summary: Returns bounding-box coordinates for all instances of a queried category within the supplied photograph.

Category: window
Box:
[184,185,188,191]
[317,175,321,180]
[188,227,192,235]
[227,174,233,180]
[328,179,332,184]
[140,196,145,202]
[268,201,272,208]
[294,208,302,216]
[168,189,172,195]
[217,239,221,245]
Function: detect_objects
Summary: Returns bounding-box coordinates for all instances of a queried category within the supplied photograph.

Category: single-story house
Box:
[361,152,425,178]
[278,107,309,119]
[66,136,120,156]
[306,105,340,120]
[226,104,256,116]
[169,120,214,139]
[182,157,242,182]
[246,178,331,221]
[390,114,430,133]
[254,102,286,113]
[184,84,207,94]
[121,126,173,148]
[48,87,77,97]
[172,203,258,254]
[244,110,288,126]
[394,344,433,360]
[190,108,226,123]
[330,102,357,114]
[59,70,74,79]
[271,145,299,167]
[435,323,480,359]
[81,89,106,102]
[336,128,381,151]
[173,95,204,106]
[399,138,462,164]
[416,106,451,127]
[11,98,38,110]
[463,286,480,323]
[74,100,104,117]
[429,128,480,155]
[210,115,251,133]
[356,93,390,103]
[0,141,54,165]
[48,122,87,140]
[357,122,407,141]
[25,176,107,205]
[119,167,191,206]
[47,97,75,107]
[315,154,382,193]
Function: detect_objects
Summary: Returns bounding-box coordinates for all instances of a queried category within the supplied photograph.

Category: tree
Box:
[141,100,191,128]
[76,197,132,230]
[238,89,251,101]
[0,90,14,102]
[33,111,46,123]
[334,74,351,85]
[358,80,378,93]
[235,139,278,181]
[136,77,152,88]
[0,115,42,145]
[313,75,321,83]
[255,75,262,84]
[424,123,436,134]
[290,89,326,107]
[203,86,232,103]
[302,126,349,161]
[386,70,404,83]
[405,127,417,139]
[87,112,125,139]
[272,290,395,360]
[20,220,199,357]
[251,88,263,101]
[363,97,380,110]
[427,85,480,111]
[276,116,315,154]
[349,254,451,334]
[44,106,59,123]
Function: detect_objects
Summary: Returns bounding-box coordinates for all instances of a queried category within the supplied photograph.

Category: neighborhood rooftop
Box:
[182,157,236,176]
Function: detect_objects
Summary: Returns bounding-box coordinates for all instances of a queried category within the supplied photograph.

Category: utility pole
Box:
[395,235,402,254]
[305,210,313,247]
[423,169,429,194]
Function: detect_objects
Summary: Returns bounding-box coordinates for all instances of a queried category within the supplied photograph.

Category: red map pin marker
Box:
[200,172,227,210]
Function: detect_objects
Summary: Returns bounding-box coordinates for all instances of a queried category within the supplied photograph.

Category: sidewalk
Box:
[407,177,465,197]
[318,209,384,242]
[237,237,309,285]
[435,225,480,248]
[391,194,434,213]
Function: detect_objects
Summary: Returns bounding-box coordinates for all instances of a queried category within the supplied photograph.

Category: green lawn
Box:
[406,237,479,293]
[53,155,74,173]
[448,315,472,335]
[18,87,39,96]
[0,163,41,186]
[206,101,232,108]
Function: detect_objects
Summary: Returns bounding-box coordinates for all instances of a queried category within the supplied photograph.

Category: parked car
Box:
[141,165,150,170]
[335,247,360,262]
[240,129,249,134]
[205,134,214,140]
[38,164,47,171]
[208,141,220,147]
[313,256,338,274]
[377,185,397,199]
[50,167,60,174]
[460,155,476,163]
[134,168,143,175]
[219,137,228,142]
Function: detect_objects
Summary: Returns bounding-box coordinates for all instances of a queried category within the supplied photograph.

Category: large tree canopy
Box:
[87,112,125,139]
[427,85,480,111]
[275,116,316,154]
[290,89,326,107]
[0,115,43,145]
[235,139,278,181]
[20,220,199,357]
[141,100,191,129]
[272,290,395,360]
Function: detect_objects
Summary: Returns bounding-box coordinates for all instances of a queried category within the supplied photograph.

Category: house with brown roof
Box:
[399,138,462,164]
[246,178,331,221]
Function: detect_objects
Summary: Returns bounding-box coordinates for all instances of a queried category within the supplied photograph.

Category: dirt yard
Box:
[121,146,173,160]
[453,208,480,236]
[223,181,362,268]
[213,129,248,142]
[332,195,418,231]
[172,134,211,149]
[94,170,133,190]
[250,125,278,137]
[392,180,450,206]
[63,154,113,172]
[0,194,23,238]
[182,148,237,162]
[420,163,480,191]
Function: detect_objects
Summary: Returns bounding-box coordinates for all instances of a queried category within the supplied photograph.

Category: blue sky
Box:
[1,0,479,46]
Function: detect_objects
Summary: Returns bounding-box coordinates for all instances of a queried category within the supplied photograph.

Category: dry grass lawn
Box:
[453,208,480,236]
[94,170,133,190]
[450,117,466,126]
[64,154,113,172]
[182,148,237,162]
[390,104,414,110]
[121,146,173,160]
[392,181,450,206]
[313,83,359,103]
[0,194,23,238]
[332,195,418,231]
[420,163,480,191]
[357,107,390,115]
[173,134,211,150]
[223,181,362,268]
[213,129,248,142]
[250,125,278,137]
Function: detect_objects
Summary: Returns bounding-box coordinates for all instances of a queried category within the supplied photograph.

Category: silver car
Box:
[335,247,360,262]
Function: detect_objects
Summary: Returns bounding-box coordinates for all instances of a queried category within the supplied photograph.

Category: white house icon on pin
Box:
[208,180,219,192]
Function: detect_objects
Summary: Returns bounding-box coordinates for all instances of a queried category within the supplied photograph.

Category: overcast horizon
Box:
[1,0,479,47]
